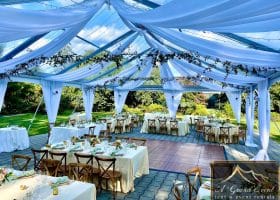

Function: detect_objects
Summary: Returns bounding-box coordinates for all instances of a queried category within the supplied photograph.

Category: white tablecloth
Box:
[0,127,30,153]
[0,173,96,200]
[49,123,106,145]
[45,141,149,193]
[140,119,189,136]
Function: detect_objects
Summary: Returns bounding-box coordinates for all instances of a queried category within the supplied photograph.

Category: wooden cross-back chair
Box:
[115,119,125,134]
[173,182,186,200]
[69,163,94,182]
[219,126,231,143]
[130,138,147,146]
[185,166,203,200]
[100,122,113,136]
[11,154,32,171]
[204,125,215,142]
[159,119,168,134]
[147,119,156,133]
[170,120,179,136]
[31,148,48,171]
[74,153,100,184]
[195,121,205,140]
[49,151,68,176]
[88,126,96,135]
[95,156,123,199]
[42,159,60,177]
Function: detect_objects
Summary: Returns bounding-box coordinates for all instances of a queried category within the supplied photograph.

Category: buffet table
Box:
[0,127,30,153]
[45,140,149,193]
[0,171,96,200]
[49,123,106,145]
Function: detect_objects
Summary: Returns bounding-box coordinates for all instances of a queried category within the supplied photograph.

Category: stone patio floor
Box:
[0,128,279,199]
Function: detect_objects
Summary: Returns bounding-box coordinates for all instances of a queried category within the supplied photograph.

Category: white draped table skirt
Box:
[0,127,30,153]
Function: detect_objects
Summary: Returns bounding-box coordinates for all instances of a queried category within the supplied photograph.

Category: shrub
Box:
[145,104,167,113]
[192,104,209,116]
[223,102,234,118]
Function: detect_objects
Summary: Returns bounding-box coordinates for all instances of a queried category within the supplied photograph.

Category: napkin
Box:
[51,143,65,149]
[9,169,35,180]
[69,145,82,152]
[50,176,69,187]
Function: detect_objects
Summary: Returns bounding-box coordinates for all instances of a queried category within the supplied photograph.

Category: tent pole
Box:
[27,96,43,132]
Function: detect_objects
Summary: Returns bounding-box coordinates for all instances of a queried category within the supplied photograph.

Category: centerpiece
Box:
[90,137,101,147]
[114,140,122,150]
[0,168,12,186]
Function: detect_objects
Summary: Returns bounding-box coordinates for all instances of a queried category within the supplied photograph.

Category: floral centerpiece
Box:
[90,137,100,146]
[114,140,122,150]
[0,168,12,186]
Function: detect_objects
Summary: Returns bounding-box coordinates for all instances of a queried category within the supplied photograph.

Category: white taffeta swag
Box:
[82,86,95,121]
[41,80,63,126]
[0,79,8,112]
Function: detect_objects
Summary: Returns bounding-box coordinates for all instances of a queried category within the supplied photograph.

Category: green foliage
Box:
[270,82,280,113]
[94,89,114,112]
[223,102,234,118]
[2,82,42,114]
[59,86,83,113]
[123,105,143,115]
[144,104,167,113]
[191,104,209,116]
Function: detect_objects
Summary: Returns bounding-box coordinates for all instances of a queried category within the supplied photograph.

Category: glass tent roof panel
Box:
[237,32,280,52]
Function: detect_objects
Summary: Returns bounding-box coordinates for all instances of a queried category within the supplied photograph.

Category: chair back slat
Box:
[11,154,31,171]
[49,151,67,173]
[69,163,93,182]
[186,167,202,200]
[88,126,96,135]
[74,153,93,165]
[42,159,60,177]
[95,156,116,178]
[31,148,48,171]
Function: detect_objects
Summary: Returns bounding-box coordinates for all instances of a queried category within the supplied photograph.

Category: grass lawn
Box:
[0,111,113,136]
[0,111,279,143]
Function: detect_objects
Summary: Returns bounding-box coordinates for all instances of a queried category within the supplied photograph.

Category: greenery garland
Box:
[1,49,278,83]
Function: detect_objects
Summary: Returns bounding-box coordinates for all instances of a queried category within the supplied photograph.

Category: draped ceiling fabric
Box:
[253,80,270,161]
[111,0,280,32]
[1,0,280,160]
[225,92,241,123]
[0,79,8,112]
[41,80,63,126]
[160,63,183,118]
[46,33,138,82]
[113,58,154,114]
[82,86,95,121]
[0,0,105,42]
[0,0,104,74]
[114,90,129,114]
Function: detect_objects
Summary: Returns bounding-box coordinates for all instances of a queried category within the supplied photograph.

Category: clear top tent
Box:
[1,0,280,160]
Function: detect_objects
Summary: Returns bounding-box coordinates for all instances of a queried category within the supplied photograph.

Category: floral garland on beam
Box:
[92,76,246,90]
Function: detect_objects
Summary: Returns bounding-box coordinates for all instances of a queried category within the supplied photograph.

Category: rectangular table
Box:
[0,173,96,200]
[45,141,149,193]
[0,127,30,153]
[49,123,106,145]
